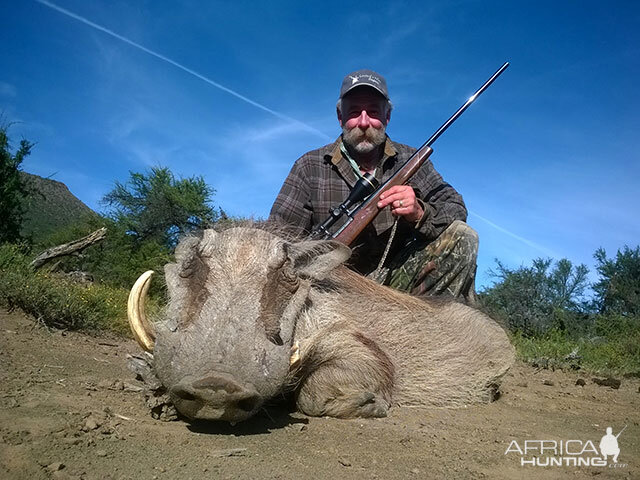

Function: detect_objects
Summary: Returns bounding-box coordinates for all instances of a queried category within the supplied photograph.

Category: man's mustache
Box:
[347,126,383,139]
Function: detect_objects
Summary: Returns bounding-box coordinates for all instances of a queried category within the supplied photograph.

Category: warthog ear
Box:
[285,240,351,280]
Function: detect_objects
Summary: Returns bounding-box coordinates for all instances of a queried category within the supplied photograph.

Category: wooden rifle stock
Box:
[318,61,509,246]
[332,145,433,245]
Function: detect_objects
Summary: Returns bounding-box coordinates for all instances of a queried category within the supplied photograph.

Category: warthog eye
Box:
[280,263,300,292]
[268,332,284,346]
[179,255,197,278]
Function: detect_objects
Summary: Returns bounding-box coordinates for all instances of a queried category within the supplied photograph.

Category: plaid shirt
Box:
[269,136,467,274]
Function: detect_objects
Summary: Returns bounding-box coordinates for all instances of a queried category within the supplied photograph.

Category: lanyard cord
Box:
[374,216,398,277]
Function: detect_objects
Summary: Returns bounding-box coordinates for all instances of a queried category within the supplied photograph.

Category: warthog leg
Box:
[293,325,394,418]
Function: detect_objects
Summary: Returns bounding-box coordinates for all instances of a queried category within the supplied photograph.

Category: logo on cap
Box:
[350,74,381,86]
[340,69,388,99]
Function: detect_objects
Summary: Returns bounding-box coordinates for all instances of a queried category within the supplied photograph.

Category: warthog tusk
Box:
[127,270,156,351]
[289,341,300,368]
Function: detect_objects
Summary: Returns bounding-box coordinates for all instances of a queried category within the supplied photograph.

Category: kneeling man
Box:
[269,69,478,304]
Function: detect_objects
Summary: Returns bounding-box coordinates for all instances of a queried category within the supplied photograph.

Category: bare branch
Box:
[30,227,107,269]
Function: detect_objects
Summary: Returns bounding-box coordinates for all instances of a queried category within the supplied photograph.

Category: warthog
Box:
[128,226,514,423]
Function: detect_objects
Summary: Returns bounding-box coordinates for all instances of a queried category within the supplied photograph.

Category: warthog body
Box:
[135,226,514,423]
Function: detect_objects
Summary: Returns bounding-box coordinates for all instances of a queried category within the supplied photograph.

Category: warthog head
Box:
[127,227,349,423]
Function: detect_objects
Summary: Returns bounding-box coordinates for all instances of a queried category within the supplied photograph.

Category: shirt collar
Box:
[326,135,397,166]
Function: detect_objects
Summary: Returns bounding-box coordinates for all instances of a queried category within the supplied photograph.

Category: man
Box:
[269,69,478,303]
[599,427,622,463]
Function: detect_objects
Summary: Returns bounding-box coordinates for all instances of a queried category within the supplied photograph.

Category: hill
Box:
[20,172,99,244]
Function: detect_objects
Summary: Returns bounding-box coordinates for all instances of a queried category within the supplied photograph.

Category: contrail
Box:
[469,210,559,258]
[35,0,331,141]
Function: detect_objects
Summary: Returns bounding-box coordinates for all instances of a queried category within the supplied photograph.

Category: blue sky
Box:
[1,0,638,290]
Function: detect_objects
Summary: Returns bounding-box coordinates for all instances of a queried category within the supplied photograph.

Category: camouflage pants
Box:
[368,220,479,304]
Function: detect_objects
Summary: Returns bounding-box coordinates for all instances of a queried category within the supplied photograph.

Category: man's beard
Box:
[342,124,386,154]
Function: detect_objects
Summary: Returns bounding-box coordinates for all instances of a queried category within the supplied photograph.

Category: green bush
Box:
[81,222,172,293]
[593,246,640,316]
[479,258,590,336]
[510,314,640,374]
[481,252,640,374]
[511,328,576,363]
[0,243,161,334]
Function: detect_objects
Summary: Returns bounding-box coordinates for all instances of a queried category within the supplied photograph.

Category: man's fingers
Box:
[377,185,420,223]
[379,185,402,199]
[393,199,413,209]
[377,192,407,208]
[390,204,417,219]
[378,186,416,207]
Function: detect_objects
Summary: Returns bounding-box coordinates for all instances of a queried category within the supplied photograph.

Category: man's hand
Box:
[377,185,424,223]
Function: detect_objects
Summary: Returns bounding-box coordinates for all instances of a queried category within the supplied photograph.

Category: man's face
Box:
[339,88,390,154]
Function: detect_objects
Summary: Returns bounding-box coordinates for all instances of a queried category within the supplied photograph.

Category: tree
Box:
[593,246,640,316]
[102,166,217,248]
[479,257,590,335]
[547,258,591,311]
[0,123,33,243]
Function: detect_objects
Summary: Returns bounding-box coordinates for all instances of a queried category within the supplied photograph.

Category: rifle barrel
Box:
[615,425,628,438]
[425,62,509,148]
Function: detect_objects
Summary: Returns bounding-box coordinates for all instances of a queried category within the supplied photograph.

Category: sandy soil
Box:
[1,308,638,480]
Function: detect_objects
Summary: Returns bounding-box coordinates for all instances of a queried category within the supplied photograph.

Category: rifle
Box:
[615,425,627,439]
[310,62,509,245]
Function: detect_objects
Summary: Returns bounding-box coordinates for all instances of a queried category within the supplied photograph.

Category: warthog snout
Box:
[169,374,263,422]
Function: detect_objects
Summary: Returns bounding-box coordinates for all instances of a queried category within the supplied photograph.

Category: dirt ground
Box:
[0,308,638,480]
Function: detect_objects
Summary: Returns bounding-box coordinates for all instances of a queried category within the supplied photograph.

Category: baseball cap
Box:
[339,69,389,100]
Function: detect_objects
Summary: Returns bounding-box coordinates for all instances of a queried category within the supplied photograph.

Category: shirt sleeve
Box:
[409,159,468,241]
[268,157,314,233]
